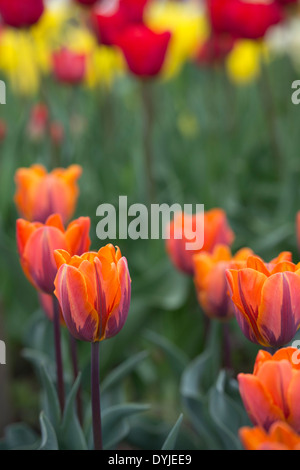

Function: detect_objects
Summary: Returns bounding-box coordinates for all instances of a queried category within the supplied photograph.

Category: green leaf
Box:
[0,423,39,450]
[102,351,149,394]
[161,414,183,450]
[102,403,151,450]
[208,371,251,450]
[39,364,61,430]
[59,373,88,450]
[144,330,189,376]
[38,412,59,450]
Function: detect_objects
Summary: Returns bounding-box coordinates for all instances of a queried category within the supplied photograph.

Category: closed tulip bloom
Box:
[116,25,171,77]
[14,164,82,225]
[91,0,148,46]
[119,0,149,22]
[238,348,300,433]
[75,0,98,5]
[226,252,300,347]
[0,0,44,28]
[240,422,300,451]
[54,244,131,342]
[52,48,87,85]
[193,245,253,320]
[206,0,283,40]
[166,208,235,276]
[17,214,91,295]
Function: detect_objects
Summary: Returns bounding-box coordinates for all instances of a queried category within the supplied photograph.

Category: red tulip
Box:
[206,0,283,40]
[119,0,149,22]
[0,119,6,142]
[195,34,235,66]
[17,214,91,295]
[116,24,171,77]
[27,103,49,142]
[0,0,44,28]
[52,48,87,85]
[74,0,98,5]
[91,0,148,46]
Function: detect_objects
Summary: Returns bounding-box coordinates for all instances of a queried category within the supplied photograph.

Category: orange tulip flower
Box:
[38,292,65,325]
[54,244,131,342]
[14,164,82,225]
[238,348,300,433]
[239,422,300,450]
[17,214,91,295]
[193,245,253,320]
[166,208,235,275]
[226,252,300,347]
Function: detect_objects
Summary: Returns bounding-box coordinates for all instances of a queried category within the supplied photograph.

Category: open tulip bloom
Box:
[226,252,300,348]
[54,244,131,450]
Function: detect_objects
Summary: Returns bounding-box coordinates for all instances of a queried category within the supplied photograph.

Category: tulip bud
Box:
[0,0,45,28]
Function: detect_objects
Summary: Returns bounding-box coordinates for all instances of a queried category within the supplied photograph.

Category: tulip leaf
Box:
[144,329,189,376]
[59,373,88,450]
[208,371,251,450]
[161,414,183,450]
[0,423,39,450]
[102,350,149,394]
[101,403,151,450]
[38,364,61,431]
[38,412,59,451]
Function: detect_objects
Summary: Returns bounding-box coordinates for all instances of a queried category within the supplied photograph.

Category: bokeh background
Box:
[0,0,300,450]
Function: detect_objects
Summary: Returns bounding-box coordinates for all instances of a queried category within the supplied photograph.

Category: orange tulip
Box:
[17,214,91,295]
[193,245,253,320]
[238,348,300,433]
[166,208,235,275]
[54,244,131,342]
[240,422,300,450]
[226,252,300,347]
[14,164,82,225]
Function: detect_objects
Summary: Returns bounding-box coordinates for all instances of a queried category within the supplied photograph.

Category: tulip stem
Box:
[52,296,65,414]
[141,81,156,204]
[91,341,103,451]
[69,334,83,426]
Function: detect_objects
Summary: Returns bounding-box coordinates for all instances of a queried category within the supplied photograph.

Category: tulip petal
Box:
[287,372,300,433]
[256,361,293,419]
[54,264,99,342]
[258,272,300,347]
[226,268,267,345]
[238,373,285,430]
[105,257,131,339]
